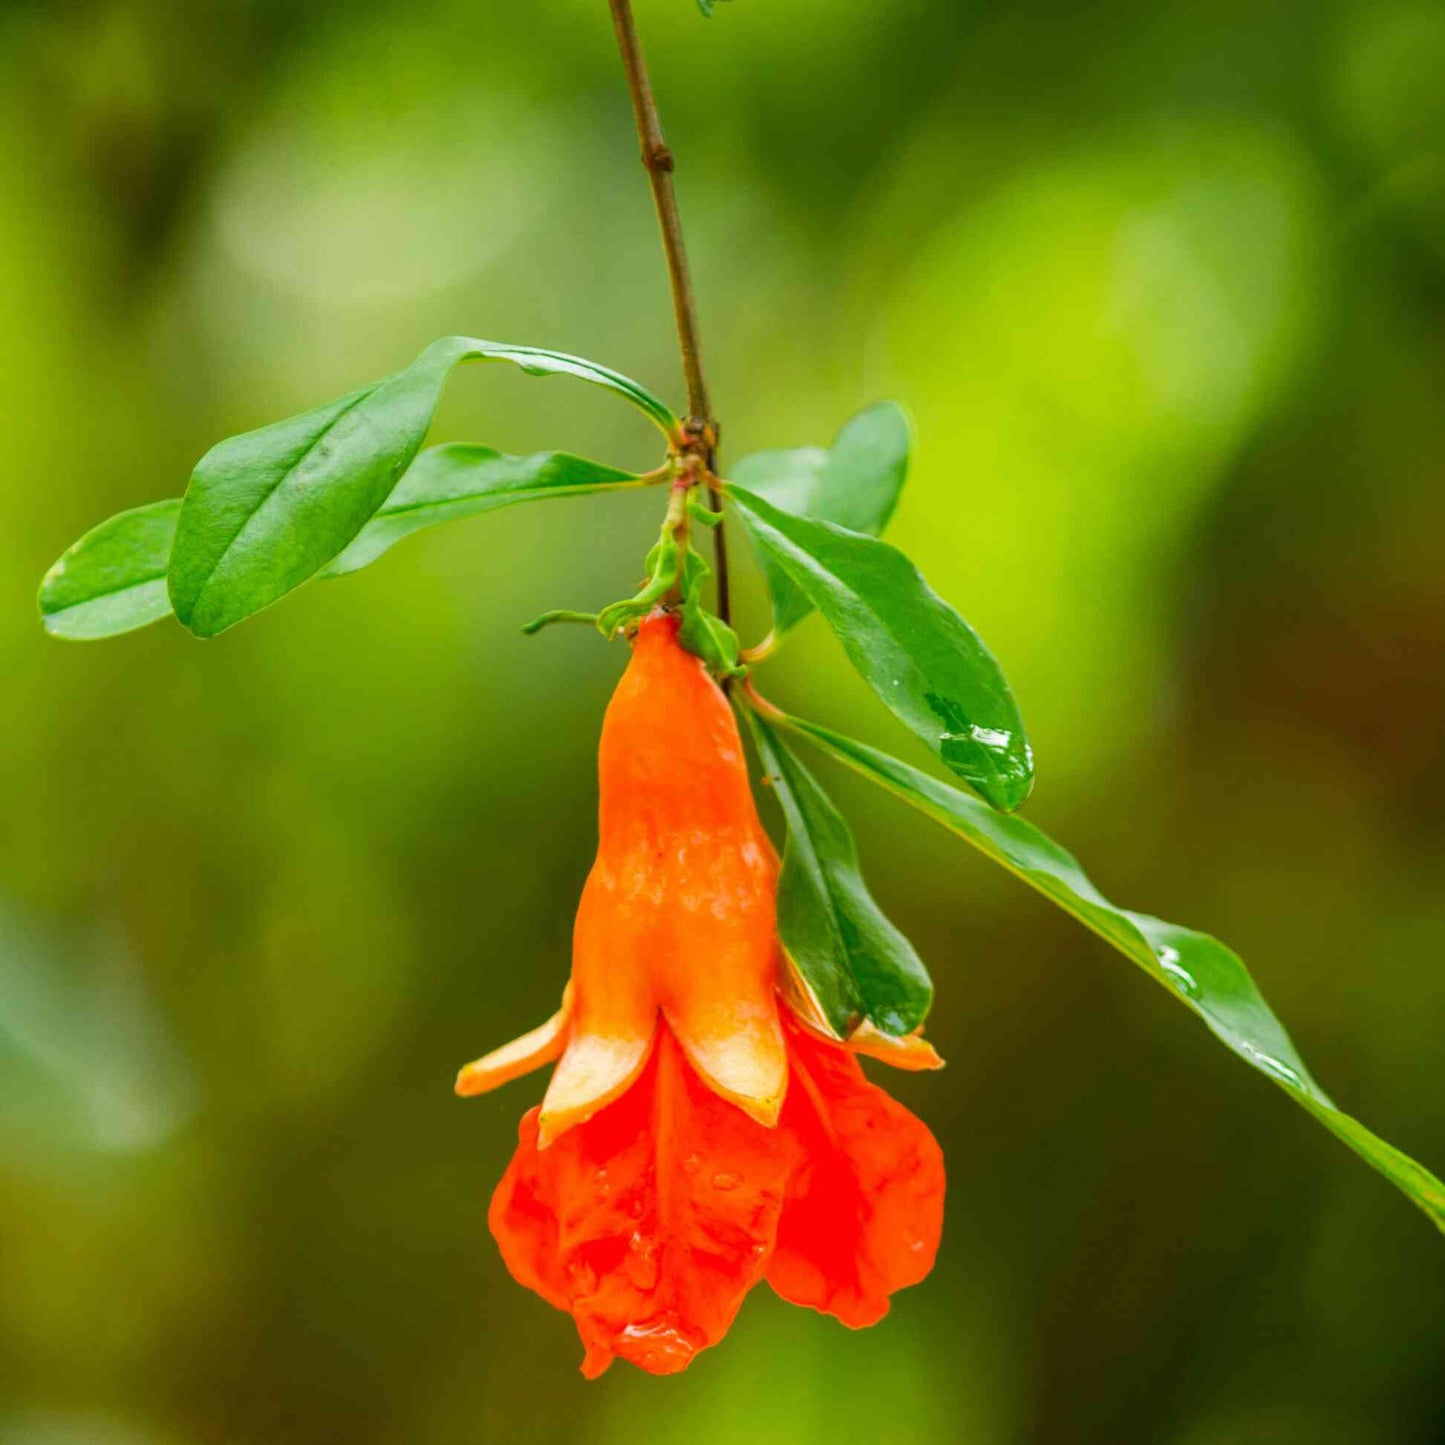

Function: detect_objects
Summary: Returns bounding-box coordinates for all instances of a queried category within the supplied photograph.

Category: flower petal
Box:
[490,1027,796,1378]
[664,991,788,1128]
[539,868,660,1148]
[659,886,789,1128]
[767,1021,945,1328]
[455,995,571,1097]
[489,1107,569,1312]
[845,1019,945,1073]
[538,1023,656,1149]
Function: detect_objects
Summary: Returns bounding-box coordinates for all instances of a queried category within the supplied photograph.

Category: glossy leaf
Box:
[38,500,181,640]
[764,705,1445,1236]
[731,401,910,634]
[169,337,676,637]
[40,446,642,639]
[726,483,1033,811]
[321,445,642,576]
[744,709,931,1039]
[454,341,678,435]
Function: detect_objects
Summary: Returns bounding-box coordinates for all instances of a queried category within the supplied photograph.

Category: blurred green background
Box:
[4,0,1445,1439]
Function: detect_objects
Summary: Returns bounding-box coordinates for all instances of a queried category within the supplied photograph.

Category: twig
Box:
[606,0,731,628]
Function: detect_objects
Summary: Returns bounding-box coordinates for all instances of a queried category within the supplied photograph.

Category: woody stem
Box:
[606,0,731,629]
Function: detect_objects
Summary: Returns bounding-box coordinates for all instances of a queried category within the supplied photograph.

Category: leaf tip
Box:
[993,764,1036,813]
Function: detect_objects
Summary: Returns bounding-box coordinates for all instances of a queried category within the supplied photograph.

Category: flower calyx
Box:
[524,448,742,680]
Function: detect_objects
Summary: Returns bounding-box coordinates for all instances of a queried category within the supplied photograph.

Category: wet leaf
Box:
[765,705,1445,1237]
[727,482,1033,811]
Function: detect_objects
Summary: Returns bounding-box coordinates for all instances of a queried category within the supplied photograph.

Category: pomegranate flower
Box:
[456,612,945,1377]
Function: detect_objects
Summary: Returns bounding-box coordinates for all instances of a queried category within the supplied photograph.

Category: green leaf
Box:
[169,337,677,637]
[744,708,932,1039]
[40,445,643,640]
[457,341,677,435]
[38,500,181,640]
[732,401,911,634]
[320,444,642,577]
[726,483,1033,811]
[766,706,1445,1236]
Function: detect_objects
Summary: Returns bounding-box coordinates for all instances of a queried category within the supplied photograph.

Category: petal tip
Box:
[534,1104,591,1149]
[848,1021,945,1072]
[538,1025,656,1148]
[452,1003,572,1099]
[733,1090,785,1130]
[664,1006,789,1129]
[580,1340,615,1379]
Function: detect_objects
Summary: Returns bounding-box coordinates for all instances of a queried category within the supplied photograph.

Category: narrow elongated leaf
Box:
[448,341,678,435]
[320,445,642,576]
[169,337,676,637]
[744,709,931,1037]
[765,706,1445,1236]
[39,500,181,640]
[726,483,1033,811]
[40,446,641,639]
[732,401,910,634]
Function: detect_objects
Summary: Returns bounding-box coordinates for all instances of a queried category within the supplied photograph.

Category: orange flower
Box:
[456,612,945,1377]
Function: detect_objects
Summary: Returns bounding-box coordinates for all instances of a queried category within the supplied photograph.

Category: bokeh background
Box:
[3,0,1445,1439]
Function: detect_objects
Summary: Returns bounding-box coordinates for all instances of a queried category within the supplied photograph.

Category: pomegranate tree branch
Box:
[607,0,731,626]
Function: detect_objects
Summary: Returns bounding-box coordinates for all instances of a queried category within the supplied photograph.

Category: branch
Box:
[606,0,731,627]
